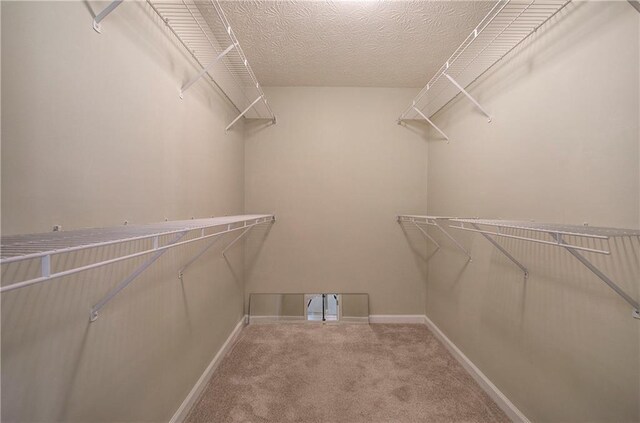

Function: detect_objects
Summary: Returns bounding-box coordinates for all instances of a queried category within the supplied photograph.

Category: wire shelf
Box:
[447,218,639,317]
[399,0,570,121]
[451,219,640,240]
[0,214,275,294]
[147,0,275,122]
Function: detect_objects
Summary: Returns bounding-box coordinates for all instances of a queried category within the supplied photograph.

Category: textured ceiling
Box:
[219,1,495,87]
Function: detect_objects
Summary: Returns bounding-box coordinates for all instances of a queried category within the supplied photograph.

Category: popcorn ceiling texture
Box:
[219,1,495,87]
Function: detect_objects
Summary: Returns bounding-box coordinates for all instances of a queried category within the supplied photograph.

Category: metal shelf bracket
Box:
[92,0,123,33]
[221,226,253,259]
[226,96,263,132]
[412,221,441,250]
[412,107,449,143]
[448,219,640,318]
[90,231,187,322]
[443,73,492,122]
[432,219,472,261]
[398,216,471,261]
[470,223,528,278]
[178,235,223,281]
[549,233,640,319]
[180,43,236,99]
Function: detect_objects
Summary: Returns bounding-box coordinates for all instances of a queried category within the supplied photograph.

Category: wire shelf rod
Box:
[1,215,274,264]
[447,218,639,318]
[451,225,612,255]
[0,215,275,294]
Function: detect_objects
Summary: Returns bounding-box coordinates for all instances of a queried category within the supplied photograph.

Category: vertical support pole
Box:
[471,223,528,278]
[226,96,263,132]
[93,0,124,33]
[443,73,492,122]
[180,43,236,98]
[432,220,472,260]
[90,231,187,322]
[413,107,449,142]
[549,233,639,318]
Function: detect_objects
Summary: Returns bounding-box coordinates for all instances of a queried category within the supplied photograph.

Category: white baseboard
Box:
[249,315,306,323]
[423,315,529,423]
[169,316,246,423]
[340,316,370,323]
[369,314,426,324]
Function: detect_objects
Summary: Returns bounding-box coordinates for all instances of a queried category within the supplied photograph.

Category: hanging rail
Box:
[399,0,570,124]
[397,215,472,260]
[0,215,275,298]
[449,219,640,319]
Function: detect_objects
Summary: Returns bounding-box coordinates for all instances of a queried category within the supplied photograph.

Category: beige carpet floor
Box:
[186,324,509,423]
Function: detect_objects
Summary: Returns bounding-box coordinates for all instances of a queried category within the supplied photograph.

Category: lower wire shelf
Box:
[1,214,275,321]
[399,215,640,319]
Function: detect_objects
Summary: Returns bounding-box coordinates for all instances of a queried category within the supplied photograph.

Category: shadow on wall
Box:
[86,0,241,119]
[431,0,615,124]
[397,120,438,144]
[417,222,639,420]
[244,118,278,139]
[0,227,272,422]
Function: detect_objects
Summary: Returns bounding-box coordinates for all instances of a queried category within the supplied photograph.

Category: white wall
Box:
[424,2,639,421]
[1,1,249,421]
[244,87,429,315]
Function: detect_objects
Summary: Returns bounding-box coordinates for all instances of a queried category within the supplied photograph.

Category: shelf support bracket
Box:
[226,96,263,132]
[471,223,529,278]
[178,234,224,281]
[180,43,236,99]
[222,226,253,259]
[549,233,640,319]
[432,219,472,261]
[90,231,187,322]
[443,73,492,122]
[93,0,124,33]
[413,107,449,142]
[412,222,441,250]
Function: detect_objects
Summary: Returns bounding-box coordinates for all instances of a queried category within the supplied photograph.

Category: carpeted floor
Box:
[186,324,509,423]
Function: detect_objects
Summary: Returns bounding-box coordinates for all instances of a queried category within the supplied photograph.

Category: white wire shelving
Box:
[1,214,275,321]
[448,219,640,319]
[397,215,472,260]
[399,0,570,133]
[93,0,275,131]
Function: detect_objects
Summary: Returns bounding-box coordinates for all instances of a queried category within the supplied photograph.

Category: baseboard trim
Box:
[423,315,530,423]
[250,315,306,323]
[369,314,426,324]
[169,316,246,423]
[340,316,370,323]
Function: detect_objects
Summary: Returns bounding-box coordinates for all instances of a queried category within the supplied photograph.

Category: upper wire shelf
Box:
[399,0,570,122]
[146,0,275,127]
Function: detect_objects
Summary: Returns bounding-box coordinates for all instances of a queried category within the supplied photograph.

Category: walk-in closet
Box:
[1,1,639,422]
